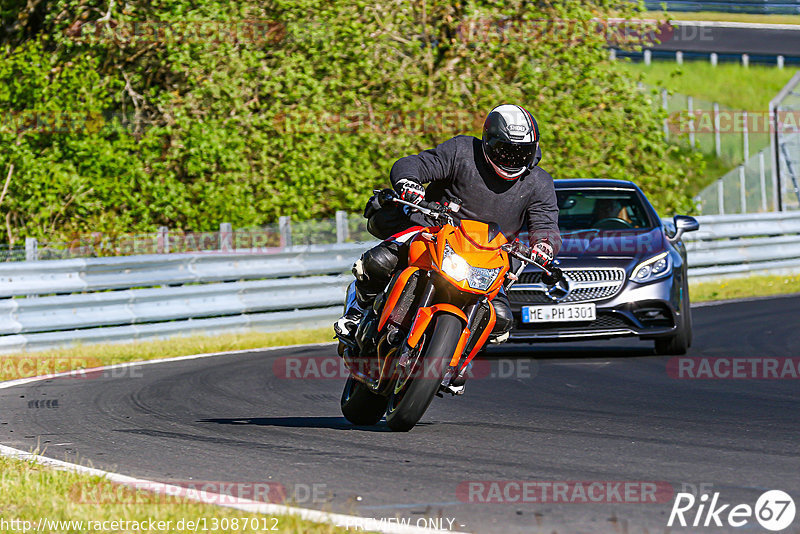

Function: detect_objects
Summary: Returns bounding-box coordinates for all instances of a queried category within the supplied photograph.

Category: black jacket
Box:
[390,135,561,254]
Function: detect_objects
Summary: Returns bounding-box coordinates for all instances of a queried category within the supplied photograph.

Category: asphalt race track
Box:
[2,296,799,533]
[652,22,800,56]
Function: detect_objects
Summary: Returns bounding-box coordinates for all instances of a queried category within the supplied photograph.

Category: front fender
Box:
[406,304,467,349]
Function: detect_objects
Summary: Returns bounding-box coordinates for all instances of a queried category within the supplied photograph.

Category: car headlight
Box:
[441,243,503,291]
[631,252,672,283]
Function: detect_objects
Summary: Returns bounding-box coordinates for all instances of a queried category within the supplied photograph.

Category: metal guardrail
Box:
[680,211,800,280]
[1,212,799,353]
[643,1,800,14]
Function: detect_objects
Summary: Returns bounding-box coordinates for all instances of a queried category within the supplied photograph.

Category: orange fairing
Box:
[410,221,510,295]
[378,267,419,331]
[407,304,467,348]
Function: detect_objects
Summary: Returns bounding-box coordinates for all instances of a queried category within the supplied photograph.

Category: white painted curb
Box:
[0,343,465,534]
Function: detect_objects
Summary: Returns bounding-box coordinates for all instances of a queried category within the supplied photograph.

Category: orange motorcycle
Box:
[336,190,561,431]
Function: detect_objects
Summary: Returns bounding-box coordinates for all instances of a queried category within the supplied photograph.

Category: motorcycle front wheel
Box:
[385,314,462,432]
[341,375,389,426]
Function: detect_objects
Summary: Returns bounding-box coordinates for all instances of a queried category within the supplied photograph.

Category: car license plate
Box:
[522,303,596,323]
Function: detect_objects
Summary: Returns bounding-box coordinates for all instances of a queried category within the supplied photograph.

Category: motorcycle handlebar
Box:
[375,188,560,282]
[503,244,559,279]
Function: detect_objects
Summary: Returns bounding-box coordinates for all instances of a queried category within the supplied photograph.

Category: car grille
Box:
[509,267,626,304]
[514,312,631,332]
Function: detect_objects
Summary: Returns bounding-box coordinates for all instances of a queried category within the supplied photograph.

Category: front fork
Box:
[398,277,496,390]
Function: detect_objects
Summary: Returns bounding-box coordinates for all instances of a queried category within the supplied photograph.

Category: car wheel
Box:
[654,280,691,355]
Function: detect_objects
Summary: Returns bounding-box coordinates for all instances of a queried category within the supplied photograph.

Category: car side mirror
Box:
[667,215,699,244]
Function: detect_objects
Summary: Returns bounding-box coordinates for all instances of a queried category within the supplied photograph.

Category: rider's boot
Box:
[488,331,510,344]
[443,331,509,394]
[334,281,368,340]
[443,362,471,396]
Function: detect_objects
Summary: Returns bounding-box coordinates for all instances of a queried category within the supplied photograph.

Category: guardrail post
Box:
[759,151,768,211]
[279,216,292,248]
[157,226,169,254]
[219,222,233,252]
[742,54,749,68]
[25,238,38,261]
[643,49,651,65]
[777,55,784,69]
[713,102,721,157]
[661,89,669,141]
[739,165,747,213]
[687,96,695,148]
[718,180,725,215]
[710,52,717,67]
[609,48,616,61]
[676,51,683,65]
[742,110,749,160]
[335,211,349,243]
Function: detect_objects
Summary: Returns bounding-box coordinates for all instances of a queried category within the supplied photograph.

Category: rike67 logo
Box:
[668,490,796,531]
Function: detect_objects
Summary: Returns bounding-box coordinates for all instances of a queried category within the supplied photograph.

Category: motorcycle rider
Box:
[335,104,562,347]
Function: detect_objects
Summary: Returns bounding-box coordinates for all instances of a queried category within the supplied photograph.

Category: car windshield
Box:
[556,189,654,231]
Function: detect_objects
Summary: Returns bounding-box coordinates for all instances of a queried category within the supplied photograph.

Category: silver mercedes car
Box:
[508,179,699,355]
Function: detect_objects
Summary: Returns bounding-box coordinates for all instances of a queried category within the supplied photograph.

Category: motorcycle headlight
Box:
[467,265,503,291]
[441,243,503,291]
[631,252,672,283]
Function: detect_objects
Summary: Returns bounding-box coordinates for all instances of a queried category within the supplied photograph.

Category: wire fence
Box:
[695,147,777,214]
[656,69,800,215]
[773,72,800,211]
[658,88,770,170]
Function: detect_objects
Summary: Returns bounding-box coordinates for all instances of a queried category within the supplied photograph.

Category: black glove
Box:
[396,178,425,205]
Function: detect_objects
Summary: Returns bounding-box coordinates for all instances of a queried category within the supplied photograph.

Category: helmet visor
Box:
[486,139,536,170]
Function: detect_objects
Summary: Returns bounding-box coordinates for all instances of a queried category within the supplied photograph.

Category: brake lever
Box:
[502,244,558,285]
[392,197,436,216]
[392,197,455,227]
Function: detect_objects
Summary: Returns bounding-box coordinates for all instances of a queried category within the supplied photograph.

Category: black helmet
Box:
[482,104,539,180]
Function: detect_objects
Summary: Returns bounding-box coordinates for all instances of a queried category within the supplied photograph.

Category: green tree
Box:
[0,0,697,246]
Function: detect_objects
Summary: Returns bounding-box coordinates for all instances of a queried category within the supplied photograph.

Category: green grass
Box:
[643,11,800,25]
[0,455,350,533]
[690,273,800,302]
[0,328,332,381]
[622,62,796,111]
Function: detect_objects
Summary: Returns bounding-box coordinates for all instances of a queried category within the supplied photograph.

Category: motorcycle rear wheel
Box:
[341,375,389,426]
[385,314,462,432]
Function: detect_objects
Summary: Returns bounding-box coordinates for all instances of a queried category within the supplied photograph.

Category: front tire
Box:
[654,279,692,355]
[385,314,463,432]
[341,376,388,426]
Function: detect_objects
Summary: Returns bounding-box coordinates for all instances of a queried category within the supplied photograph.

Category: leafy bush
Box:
[0,0,698,245]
